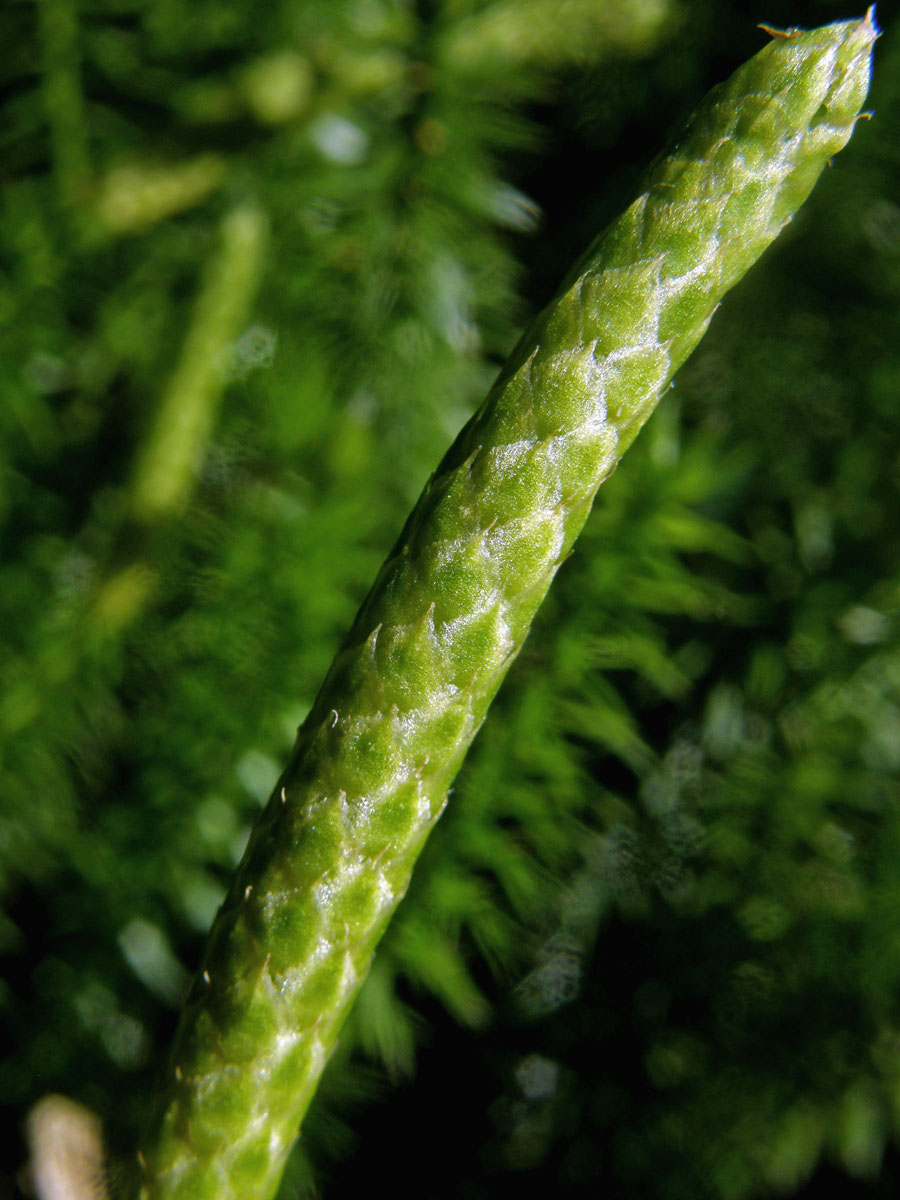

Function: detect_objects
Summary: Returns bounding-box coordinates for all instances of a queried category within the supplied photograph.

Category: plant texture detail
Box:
[130,14,876,1200]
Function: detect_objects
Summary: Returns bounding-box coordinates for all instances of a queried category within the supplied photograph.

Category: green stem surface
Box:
[132,14,876,1199]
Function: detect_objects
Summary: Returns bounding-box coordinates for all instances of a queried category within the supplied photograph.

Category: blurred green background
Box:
[3,1,900,1196]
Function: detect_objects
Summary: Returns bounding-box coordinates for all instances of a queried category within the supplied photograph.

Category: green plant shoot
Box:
[131,13,876,1199]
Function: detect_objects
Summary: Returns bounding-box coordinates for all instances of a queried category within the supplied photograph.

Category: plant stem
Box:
[129,205,268,524]
[36,0,91,207]
[129,14,876,1199]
